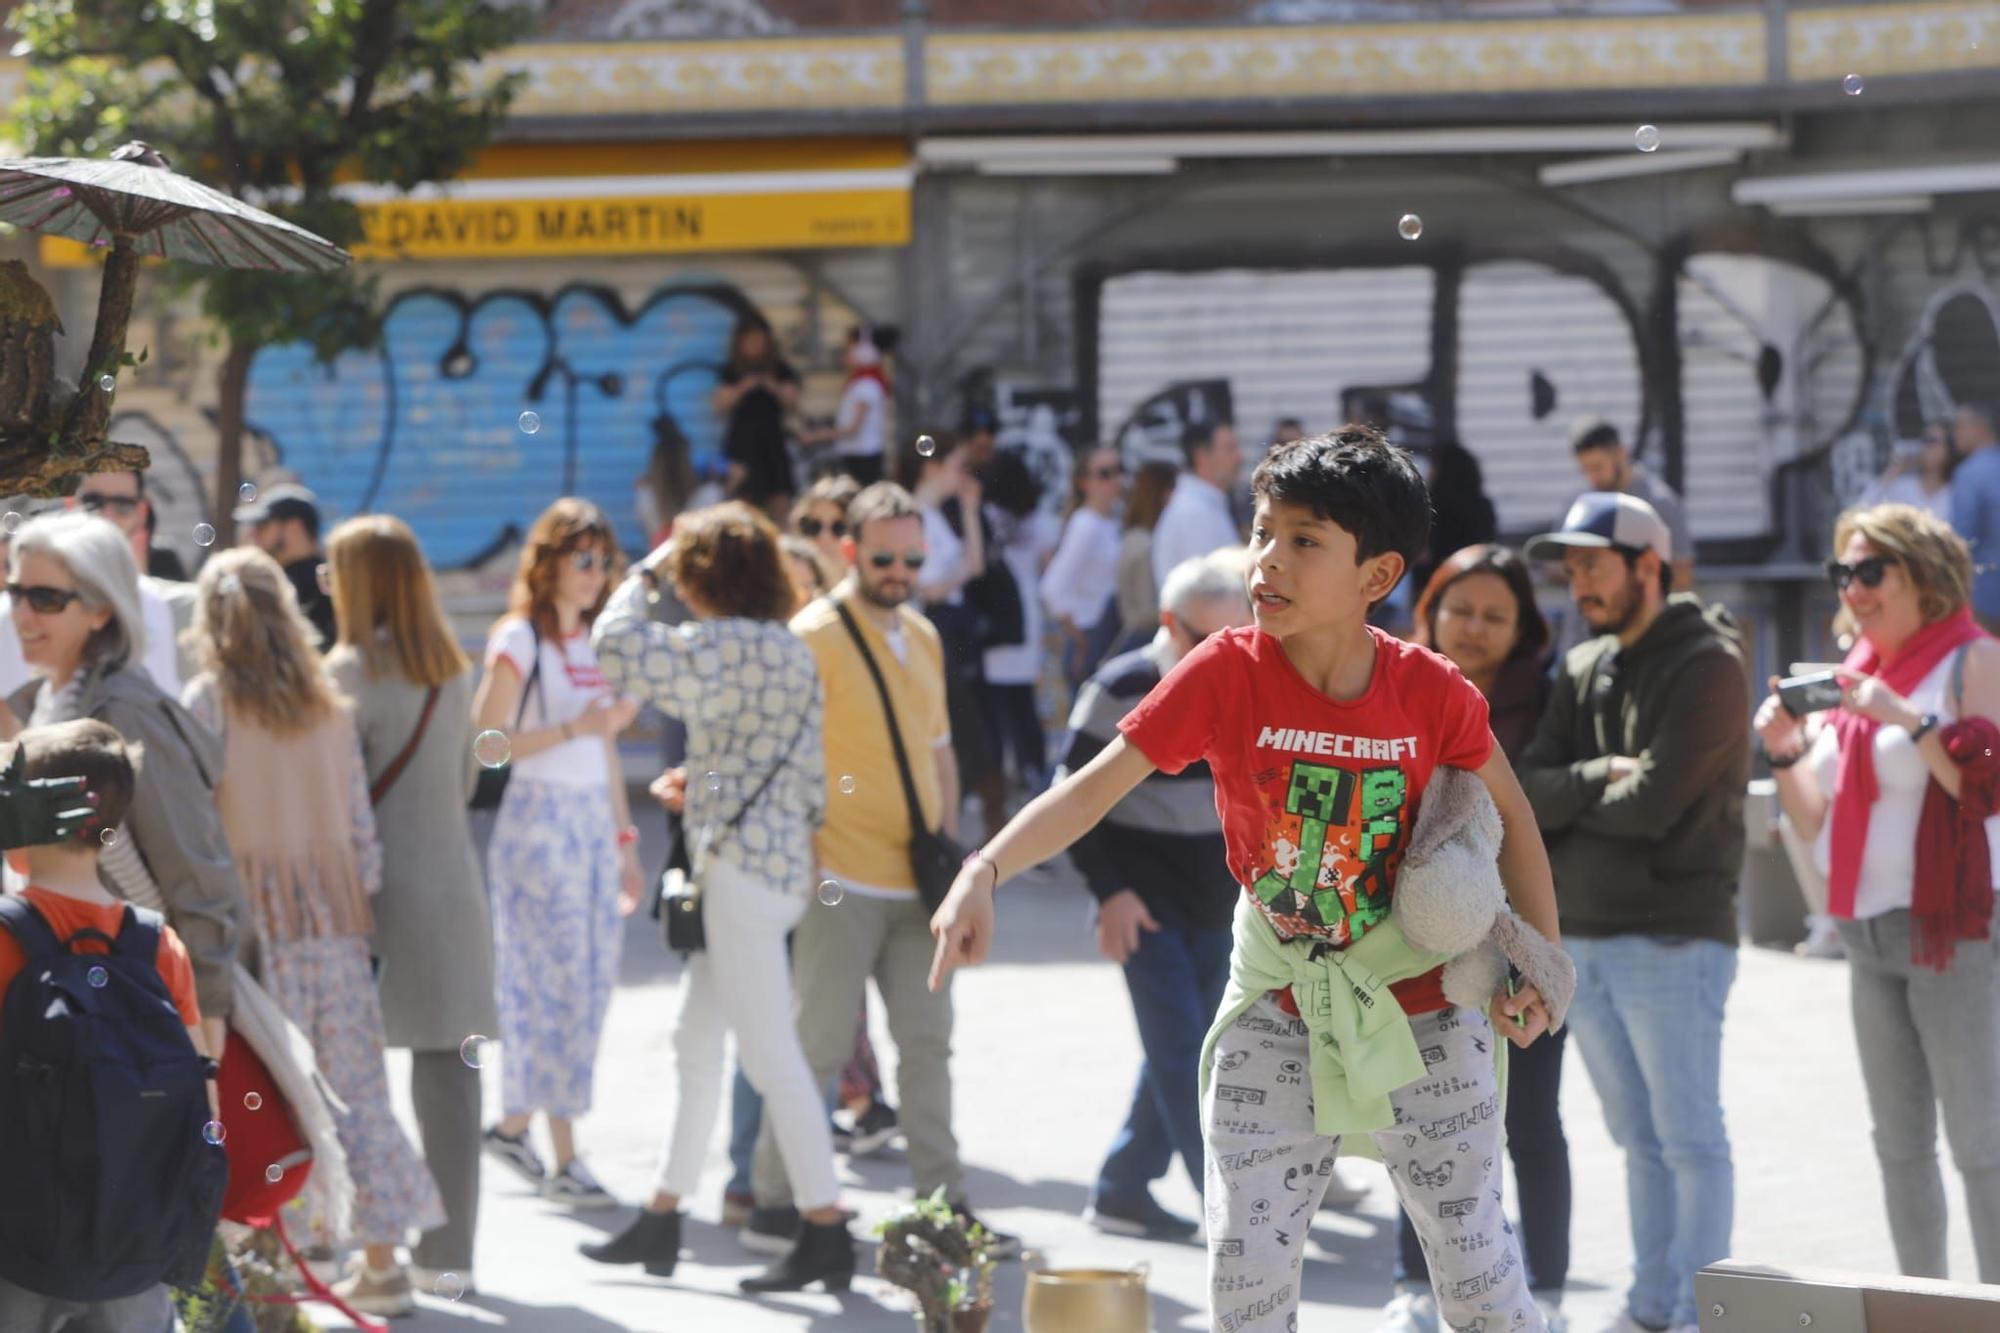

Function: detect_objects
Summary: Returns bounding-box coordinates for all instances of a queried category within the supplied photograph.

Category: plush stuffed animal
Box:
[1392,766,1577,1030]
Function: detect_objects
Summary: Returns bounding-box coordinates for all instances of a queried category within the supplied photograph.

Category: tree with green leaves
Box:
[10,0,533,541]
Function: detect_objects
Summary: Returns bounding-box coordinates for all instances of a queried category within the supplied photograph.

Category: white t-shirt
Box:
[987,507,1061,686]
[834,377,887,460]
[1040,506,1121,629]
[1151,474,1241,590]
[483,615,619,789]
[918,506,966,607]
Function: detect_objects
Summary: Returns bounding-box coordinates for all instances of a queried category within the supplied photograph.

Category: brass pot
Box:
[1022,1264,1151,1333]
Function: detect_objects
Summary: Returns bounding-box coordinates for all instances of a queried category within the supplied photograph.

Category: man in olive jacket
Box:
[1517,491,1749,1333]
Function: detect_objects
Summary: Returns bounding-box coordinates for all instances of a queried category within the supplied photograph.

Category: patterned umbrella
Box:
[0,142,351,468]
[0,141,350,273]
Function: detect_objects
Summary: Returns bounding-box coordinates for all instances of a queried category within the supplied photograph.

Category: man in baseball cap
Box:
[1515,488,1750,1333]
[232,482,333,647]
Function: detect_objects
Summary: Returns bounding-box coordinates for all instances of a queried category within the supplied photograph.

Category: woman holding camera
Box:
[1759,502,2000,1282]
[583,502,853,1294]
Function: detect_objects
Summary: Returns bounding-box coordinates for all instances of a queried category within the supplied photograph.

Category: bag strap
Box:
[718,712,810,838]
[1953,643,1971,717]
[0,893,60,961]
[371,686,442,807]
[515,624,544,731]
[834,601,929,837]
[111,903,162,963]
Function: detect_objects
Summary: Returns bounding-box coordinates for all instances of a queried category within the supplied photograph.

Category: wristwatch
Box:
[1908,712,1940,743]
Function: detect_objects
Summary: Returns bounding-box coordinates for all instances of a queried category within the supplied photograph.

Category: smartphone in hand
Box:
[1777,670,1844,717]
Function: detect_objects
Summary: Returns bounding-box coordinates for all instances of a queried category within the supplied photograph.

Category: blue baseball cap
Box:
[1524,491,1672,565]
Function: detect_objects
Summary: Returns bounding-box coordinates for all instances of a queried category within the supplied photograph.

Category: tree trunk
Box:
[212,337,252,551]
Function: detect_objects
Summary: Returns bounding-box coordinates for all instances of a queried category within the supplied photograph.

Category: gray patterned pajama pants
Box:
[1204,994,1544,1333]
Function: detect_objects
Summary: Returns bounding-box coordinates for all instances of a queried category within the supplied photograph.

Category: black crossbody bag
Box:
[471,625,542,811]
[835,602,964,912]
[662,714,811,955]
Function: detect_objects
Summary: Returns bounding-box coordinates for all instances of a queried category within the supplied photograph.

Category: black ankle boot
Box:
[580,1208,682,1276]
[738,1219,855,1294]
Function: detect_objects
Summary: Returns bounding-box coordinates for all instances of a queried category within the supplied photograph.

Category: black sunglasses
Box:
[77,494,139,515]
[867,551,926,571]
[7,582,82,614]
[797,517,847,539]
[1826,556,1895,591]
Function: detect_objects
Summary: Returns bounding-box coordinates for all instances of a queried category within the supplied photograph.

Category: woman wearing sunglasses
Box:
[1758,502,2000,1283]
[474,498,642,1210]
[1041,445,1127,687]
[792,473,859,574]
[1,512,246,1082]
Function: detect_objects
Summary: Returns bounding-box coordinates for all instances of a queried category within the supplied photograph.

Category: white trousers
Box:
[654,858,839,1210]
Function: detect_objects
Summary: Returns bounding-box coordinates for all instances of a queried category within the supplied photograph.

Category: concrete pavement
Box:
[313,822,1975,1332]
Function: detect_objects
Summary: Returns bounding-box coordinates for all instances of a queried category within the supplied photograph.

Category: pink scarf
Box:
[1828,609,1986,917]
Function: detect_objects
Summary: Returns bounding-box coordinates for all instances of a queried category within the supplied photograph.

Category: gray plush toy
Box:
[1392,766,1577,1030]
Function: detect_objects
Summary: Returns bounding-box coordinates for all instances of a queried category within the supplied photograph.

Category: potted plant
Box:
[873,1187,997,1333]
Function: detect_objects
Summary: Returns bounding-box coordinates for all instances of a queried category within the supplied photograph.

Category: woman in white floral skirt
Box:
[583,501,855,1295]
[474,498,642,1209]
[182,547,443,1317]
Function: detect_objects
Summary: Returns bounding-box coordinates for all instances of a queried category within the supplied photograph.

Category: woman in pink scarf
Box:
[1758,502,2000,1283]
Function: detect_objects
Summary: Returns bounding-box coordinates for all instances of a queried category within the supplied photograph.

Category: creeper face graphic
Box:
[1253,760,1407,938]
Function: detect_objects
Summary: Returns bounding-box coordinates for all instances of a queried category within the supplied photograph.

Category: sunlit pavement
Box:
[313,810,1975,1331]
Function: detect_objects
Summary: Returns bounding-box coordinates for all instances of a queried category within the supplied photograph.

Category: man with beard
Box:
[1515,492,1749,1333]
[745,481,1021,1259]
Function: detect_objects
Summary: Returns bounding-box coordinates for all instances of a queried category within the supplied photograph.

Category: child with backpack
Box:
[928,428,1572,1332]
[0,718,227,1332]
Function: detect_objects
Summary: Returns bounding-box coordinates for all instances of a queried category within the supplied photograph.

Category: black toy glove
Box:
[0,746,95,850]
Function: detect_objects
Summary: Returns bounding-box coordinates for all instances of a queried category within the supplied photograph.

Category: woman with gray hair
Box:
[3,511,246,1053]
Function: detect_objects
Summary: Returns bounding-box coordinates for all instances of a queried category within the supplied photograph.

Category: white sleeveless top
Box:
[1810,649,2000,919]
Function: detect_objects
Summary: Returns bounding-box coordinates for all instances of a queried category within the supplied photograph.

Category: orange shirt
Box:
[0,887,203,1027]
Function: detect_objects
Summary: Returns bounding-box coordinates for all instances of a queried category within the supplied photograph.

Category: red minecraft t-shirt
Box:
[1120,624,1493,1014]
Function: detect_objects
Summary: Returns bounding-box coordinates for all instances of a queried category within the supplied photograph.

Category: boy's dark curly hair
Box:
[1250,424,1431,570]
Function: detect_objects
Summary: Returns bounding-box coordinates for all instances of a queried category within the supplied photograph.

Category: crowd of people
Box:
[2,390,1999,1333]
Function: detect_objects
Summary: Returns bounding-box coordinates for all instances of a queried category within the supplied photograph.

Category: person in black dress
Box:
[713,317,802,525]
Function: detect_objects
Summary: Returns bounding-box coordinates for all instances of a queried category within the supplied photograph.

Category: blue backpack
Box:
[0,895,227,1300]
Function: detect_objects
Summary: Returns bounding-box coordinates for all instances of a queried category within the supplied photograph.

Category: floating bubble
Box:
[704,770,722,793]
[459,1034,492,1069]
[201,1120,227,1146]
[1397,213,1423,241]
[98,374,115,393]
[237,482,258,504]
[837,774,857,796]
[0,512,19,536]
[192,523,216,547]
[914,434,937,458]
[817,879,846,907]
[434,1273,466,1302]
[1843,72,1865,95]
[243,1091,263,1112]
[1634,124,1661,153]
[518,411,541,434]
[99,827,118,848]
[473,730,511,769]
[86,965,107,989]
[264,1163,284,1184]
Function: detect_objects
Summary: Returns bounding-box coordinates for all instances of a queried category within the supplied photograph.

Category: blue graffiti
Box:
[244,280,758,567]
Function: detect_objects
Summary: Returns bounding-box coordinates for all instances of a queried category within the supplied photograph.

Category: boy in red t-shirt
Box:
[930,428,1562,1332]
[0,719,218,1333]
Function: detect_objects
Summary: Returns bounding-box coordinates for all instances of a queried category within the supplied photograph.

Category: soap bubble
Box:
[704,771,722,792]
[434,1273,466,1302]
[518,411,541,434]
[98,374,114,393]
[237,482,258,504]
[1843,72,1865,95]
[817,879,846,907]
[243,1092,263,1112]
[192,523,216,547]
[1397,213,1423,241]
[86,965,107,989]
[201,1120,227,1146]
[1634,124,1661,152]
[1,512,20,535]
[473,730,511,769]
[264,1163,284,1184]
[914,434,937,458]
[99,827,118,848]
[837,775,857,796]
[460,1034,492,1069]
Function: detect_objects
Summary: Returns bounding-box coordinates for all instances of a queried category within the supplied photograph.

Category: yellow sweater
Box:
[791,589,950,892]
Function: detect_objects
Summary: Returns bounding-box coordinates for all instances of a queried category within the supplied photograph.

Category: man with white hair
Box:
[1060,550,1270,1238]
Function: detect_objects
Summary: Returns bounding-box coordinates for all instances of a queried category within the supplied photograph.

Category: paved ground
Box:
[309,810,1978,1333]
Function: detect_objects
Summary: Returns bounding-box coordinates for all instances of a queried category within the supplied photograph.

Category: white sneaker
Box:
[1371,1290,1439,1333]
[1536,1293,1569,1333]
[544,1158,618,1210]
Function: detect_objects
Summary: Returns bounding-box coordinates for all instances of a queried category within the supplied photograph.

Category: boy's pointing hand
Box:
[928,871,996,991]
